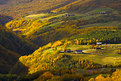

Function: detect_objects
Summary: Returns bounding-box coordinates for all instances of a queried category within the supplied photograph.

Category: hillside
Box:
[1,0,121,18]
[6,7,121,46]
[52,0,121,13]
[0,15,13,25]
[0,25,38,73]
[0,25,38,55]
[0,45,20,74]
[10,40,121,80]
[0,0,76,18]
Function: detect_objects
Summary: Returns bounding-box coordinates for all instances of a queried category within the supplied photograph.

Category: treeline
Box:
[71,30,121,44]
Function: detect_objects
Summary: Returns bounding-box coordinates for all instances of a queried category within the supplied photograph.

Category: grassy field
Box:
[24,13,49,19]
[67,44,121,65]
[24,13,67,20]
[43,44,121,65]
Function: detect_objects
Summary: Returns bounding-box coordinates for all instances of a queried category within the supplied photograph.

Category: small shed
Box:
[60,51,65,53]
[74,50,83,54]
[100,11,106,14]
[65,14,70,17]
[96,42,102,45]
[60,49,73,53]
[66,49,73,53]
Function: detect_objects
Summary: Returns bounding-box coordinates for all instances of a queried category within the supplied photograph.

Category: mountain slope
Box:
[10,41,102,75]
[0,45,20,74]
[5,7,121,46]
[0,25,38,73]
[0,0,120,18]
[0,15,13,25]
[0,25,38,55]
[10,40,121,81]
[52,0,121,13]
[0,0,76,18]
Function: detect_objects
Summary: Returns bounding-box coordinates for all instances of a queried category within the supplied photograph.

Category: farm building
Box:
[96,42,102,45]
[60,49,73,53]
[74,50,83,54]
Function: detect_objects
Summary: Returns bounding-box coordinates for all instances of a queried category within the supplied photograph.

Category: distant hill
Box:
[52,0,121,13]
[0,0,8,4]
[0,0,76,18]
[0,0,120,18]
[3,0,121,47]
[5,7,121,46]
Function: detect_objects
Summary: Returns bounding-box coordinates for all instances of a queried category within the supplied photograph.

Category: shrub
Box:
[88,69,121,81]
[34,72,54,81]
[117,49,121,54]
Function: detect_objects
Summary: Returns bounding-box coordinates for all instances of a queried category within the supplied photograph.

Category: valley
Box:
[0,0,121,81]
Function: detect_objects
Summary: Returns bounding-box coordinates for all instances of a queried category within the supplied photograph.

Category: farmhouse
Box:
[60,49,84,54]
[60,49,73,53]
[66,49,73,53]
[96,42,102,45]
[74,50,83,54]
[99,11,106,14]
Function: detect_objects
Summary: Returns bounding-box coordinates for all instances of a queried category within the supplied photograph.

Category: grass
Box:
[81,14,102,20]
[66,52,121,65]
[67,45,90,50]
[40,43,121,66]
[25,13,49,19]
[72,7,120,21]
[88,8,113,13]
[61,44,121,65]
[39,13,67,21]
[81,21,121,28]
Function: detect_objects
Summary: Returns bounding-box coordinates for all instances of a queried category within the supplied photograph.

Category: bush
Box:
[34,72,54,81]
[117,49,121,54]
[88,69,121,81]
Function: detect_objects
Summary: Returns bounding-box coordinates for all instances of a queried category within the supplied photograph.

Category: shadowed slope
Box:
[0,15,13,25]
[0,45,20,74]
[0,25,38,55]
